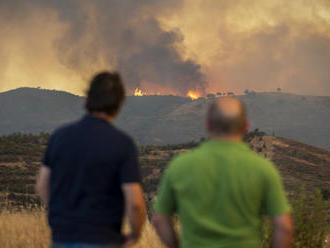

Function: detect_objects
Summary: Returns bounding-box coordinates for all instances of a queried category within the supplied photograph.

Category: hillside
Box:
[0,88,84,134]
[0,133,329,248]
[0,87,329,150]
[0,133,329,211]
[154,93,330,150]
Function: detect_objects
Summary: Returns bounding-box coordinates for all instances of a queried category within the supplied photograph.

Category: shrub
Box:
[321,189,330,201]
[262,187,328,248]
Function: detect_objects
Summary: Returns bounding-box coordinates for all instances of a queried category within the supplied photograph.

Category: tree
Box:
[246,90,257,96]
[227,92,235,96]
[244,89,249,95]
[207,93,215,98]
[277,88,282,92]
[216,92,222,96]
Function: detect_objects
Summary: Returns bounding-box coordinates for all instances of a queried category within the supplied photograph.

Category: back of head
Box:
[85,71,125,116]
[207,97,247,136]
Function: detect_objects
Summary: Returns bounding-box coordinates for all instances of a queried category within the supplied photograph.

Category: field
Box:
[0,132,329,247]
[0,210,165,248]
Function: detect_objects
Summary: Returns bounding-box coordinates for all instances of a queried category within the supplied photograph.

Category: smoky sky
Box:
[0,0,329,96]
[171,0,330,96]
[0,0,206,95]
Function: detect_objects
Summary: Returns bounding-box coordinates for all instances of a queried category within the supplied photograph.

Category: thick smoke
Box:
[166,0,330,96]
[0,0,206,95]
[0,0,329,96]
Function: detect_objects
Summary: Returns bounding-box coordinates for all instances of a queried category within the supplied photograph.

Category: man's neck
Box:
[209,134,243,143]
[90,112,115,123]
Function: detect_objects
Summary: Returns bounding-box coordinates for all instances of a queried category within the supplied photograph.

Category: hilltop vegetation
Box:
[0,87,329,150]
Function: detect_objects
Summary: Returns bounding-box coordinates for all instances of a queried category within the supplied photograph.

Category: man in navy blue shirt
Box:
[36,72,146,248]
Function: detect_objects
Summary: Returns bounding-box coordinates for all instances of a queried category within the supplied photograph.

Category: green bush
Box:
[262,187,328,248]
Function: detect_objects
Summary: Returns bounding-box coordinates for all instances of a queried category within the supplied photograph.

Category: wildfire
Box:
[134,88,146,96]
[133,88,201,99]
[187,90,201,100]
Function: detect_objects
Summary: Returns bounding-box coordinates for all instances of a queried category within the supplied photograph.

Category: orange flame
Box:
[187,90,201,100]
[134,88,145,96]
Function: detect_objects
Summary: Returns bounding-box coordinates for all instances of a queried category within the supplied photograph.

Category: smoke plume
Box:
[0,0,206,95]
[0,0,329,96]
[165,0,330,95]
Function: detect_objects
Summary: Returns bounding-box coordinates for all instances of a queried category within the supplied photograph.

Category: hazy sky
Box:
[0,0,329,96]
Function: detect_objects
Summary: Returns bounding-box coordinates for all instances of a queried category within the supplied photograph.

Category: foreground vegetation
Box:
[0,210,164,248]
[262,189,329,247]
[0,189,328,248]
[0,133,329,247]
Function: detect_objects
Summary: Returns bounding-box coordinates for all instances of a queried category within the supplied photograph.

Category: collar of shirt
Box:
[202,139,250,152]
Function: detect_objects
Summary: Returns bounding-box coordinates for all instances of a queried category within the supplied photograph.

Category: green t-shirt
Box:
[153,140,291,248]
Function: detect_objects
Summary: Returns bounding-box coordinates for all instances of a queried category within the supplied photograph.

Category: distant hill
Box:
[0,88,84,134]
[0,87,329,150]
[158,92,330,150]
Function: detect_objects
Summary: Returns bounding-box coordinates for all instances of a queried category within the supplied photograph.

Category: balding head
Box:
[207,98,247,137]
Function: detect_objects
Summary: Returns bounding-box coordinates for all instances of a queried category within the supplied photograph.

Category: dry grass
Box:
[1,210,329,248]
[0,210,164,248]
[0,211,50,248]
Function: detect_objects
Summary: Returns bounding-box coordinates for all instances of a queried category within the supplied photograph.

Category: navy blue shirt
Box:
[43,115,141,244]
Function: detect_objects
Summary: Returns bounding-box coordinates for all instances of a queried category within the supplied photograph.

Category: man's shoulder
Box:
[166,147,202,173]
[246,150,273,166]
[244,151,280,179]
[51,117,134,145]
[50,121,77,139]
[112,126,134,143]
[102,125,136,152]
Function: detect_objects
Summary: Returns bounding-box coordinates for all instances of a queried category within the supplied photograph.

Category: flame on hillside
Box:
[134,88,146,96]
[187,90,201,100]
[133,88,201,99]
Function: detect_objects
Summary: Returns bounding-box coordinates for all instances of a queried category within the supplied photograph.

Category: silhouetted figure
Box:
[36,72,146,248]
[152,98,293,248]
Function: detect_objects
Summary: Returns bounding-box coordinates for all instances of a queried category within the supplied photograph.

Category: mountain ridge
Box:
[0,87,329,150]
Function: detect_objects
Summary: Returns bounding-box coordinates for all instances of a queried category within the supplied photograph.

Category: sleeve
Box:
[42,134,55,168]
[153,166,177,215]
[262,163,291,216]
[120,139,141,184]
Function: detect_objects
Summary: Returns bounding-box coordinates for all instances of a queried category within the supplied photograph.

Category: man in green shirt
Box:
[152,98,293,248]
